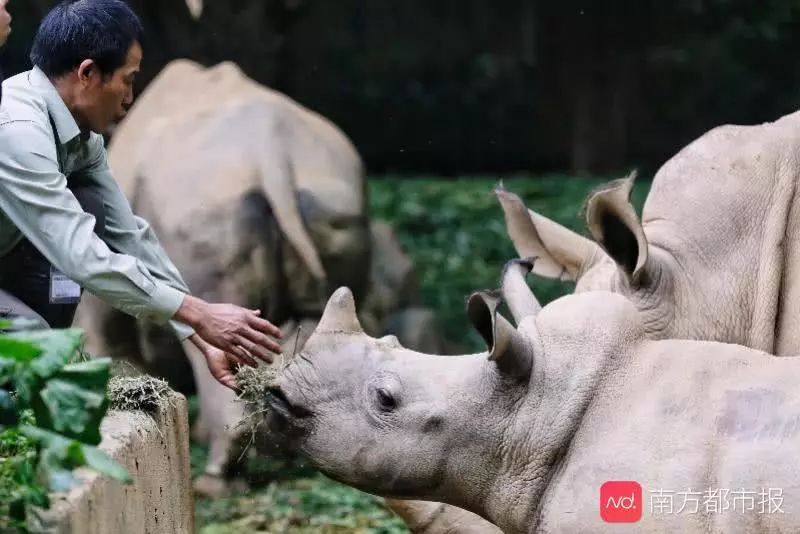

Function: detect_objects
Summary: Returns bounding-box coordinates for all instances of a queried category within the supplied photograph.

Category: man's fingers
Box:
[216,373,239,391]
[238,327,282,357]
[246,313,283,339]
[233,344,256,363]
[233,344,259,367]
[222,377,241,393]
[236,336,276,364]
[225,350,249,368]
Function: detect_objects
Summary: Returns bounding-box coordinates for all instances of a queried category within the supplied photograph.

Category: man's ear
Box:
[77,59,99,85]
[584,171,648,284]
[496,187,604,282]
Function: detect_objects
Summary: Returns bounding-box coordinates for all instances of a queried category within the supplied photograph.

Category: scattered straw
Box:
[237,364,280,405]
[107,375,174,414]
[232,356,287,462]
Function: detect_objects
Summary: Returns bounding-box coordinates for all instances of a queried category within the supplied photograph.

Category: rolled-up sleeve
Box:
[0,120,188,326]
[79,134,195,340]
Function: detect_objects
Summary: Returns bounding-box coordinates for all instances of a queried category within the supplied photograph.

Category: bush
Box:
[0,323,130,532]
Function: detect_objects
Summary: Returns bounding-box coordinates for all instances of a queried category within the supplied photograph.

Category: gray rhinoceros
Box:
[385,108,800,532]
[267,263,800,534]
[75,58,371,491]
[502,109,800,357]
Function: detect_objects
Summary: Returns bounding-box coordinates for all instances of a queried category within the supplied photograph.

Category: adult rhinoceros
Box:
[267,263,800,534]
[503,110,800,357]
[75,58,370,492]
[383,109,800,532]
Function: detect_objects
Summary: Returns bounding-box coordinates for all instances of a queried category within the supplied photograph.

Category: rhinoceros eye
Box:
[376,388,397,411]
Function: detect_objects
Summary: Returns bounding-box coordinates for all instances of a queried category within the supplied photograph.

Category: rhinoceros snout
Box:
[266,385,313,421]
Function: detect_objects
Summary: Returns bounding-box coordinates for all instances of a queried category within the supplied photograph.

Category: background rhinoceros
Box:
[75,59,446,495]
[503,109,800,357]
[268,263,800,534]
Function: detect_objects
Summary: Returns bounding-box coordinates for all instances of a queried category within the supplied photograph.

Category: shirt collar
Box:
[29,66,82,146]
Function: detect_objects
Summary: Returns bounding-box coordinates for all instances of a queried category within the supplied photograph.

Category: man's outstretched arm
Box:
[0,121,282,389]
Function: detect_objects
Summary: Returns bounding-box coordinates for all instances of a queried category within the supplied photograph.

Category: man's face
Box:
[0,0,11,47]
[78,41,141,133]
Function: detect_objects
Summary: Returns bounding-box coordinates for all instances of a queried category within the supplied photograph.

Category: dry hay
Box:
[107,375,174,413]
[232,357,288,459]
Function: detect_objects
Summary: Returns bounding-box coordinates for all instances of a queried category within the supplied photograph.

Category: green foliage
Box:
[368,174,650,349]
[0,325,131,531]
[195,454,407,534]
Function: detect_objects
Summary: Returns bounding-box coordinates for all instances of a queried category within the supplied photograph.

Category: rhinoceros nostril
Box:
[267,386,288,405]
[266,386,312,418]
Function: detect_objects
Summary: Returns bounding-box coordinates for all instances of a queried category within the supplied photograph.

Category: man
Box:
[0,0,282,391]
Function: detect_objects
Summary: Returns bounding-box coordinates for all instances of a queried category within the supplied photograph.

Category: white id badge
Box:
[49,266,82,304]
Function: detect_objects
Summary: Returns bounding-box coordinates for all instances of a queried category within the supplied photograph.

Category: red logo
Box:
[600,481,642,523]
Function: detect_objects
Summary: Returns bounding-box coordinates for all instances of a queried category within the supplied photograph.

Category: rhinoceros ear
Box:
[316,287,364,334]
[496,186,603,282]
[584,171,648,285]
[467,290,533,378]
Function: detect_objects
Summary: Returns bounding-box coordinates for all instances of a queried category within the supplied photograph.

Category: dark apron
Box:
[0,116,106,329]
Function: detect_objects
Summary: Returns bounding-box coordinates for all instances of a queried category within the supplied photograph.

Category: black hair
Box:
[30,0,143,78]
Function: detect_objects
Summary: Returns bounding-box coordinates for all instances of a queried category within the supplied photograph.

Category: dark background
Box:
[3,0,800,177]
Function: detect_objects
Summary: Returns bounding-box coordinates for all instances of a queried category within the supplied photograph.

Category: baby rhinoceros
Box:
[266,259,800,534]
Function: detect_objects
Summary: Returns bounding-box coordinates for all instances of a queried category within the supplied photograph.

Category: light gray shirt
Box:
[0,67,194,339]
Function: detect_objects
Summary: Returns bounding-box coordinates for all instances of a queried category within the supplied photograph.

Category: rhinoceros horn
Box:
[315,287,364,335]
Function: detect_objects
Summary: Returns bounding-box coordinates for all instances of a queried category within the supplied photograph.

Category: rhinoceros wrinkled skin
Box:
[383,109,800,534]
[268,262,800,534]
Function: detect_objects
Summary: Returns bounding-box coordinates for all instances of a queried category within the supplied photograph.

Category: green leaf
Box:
[20,425,86,492]
[82,446,132,484]
[19,425,131,489]
[57,358,111,391]
[36,379,107,444]
[28,329,84,380]
[0,337,41,363]
[26,484,50,509]
[6,366,41,407]
[31,358,111,444]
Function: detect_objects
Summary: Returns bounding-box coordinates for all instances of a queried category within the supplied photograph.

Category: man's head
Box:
[30,0,143,134]
[0,0,11,47]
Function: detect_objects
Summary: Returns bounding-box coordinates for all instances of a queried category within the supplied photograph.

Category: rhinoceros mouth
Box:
[266,386,313,420]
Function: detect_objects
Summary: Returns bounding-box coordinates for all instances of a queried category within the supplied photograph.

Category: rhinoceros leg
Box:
[182,339,249,496]
[384,499,502,533]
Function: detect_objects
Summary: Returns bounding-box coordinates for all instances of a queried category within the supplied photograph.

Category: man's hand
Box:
[176,295,283,363]
[189,335,256,392]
